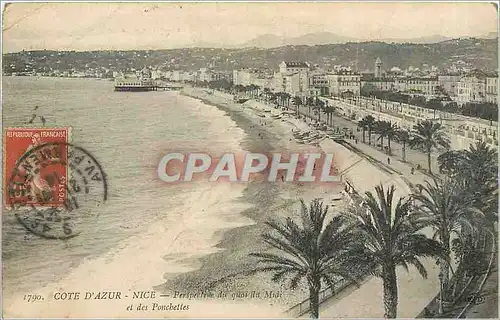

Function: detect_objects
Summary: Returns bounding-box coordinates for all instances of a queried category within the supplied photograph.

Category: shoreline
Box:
[173,87,444,319]
[157,87,345,310]
[2,78,446,318]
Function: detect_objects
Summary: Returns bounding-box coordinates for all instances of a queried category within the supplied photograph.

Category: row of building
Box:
[324,96,498,150]
[156,58,498,105]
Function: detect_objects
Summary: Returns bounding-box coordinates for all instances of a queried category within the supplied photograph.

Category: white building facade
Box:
[327,71,361,96]
[457,74,487,105]
[485,74,498,104]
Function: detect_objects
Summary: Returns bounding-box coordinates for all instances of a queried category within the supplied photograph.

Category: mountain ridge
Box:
[3,38,498,74]
[236,32,498,48]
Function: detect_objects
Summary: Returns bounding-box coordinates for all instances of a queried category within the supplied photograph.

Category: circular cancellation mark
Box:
[7,142,108,240]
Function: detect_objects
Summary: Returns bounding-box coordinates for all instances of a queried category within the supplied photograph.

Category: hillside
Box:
[2,38,497,75]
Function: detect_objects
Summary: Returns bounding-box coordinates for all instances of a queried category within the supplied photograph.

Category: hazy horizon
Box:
[2,2,499,53]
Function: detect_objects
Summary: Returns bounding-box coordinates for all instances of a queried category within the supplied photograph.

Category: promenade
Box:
[234,96,443,318]
[295,102,440,178]
[212,91,495,318]
[287,98,495,318]
[312,109,440,318]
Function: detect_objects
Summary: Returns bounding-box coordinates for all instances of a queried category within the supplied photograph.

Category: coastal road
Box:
[294,103,439,185]
[287,103,443,318]
[297,103,441,175]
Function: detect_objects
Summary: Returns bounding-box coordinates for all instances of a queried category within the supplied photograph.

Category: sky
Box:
[2,2,499,53]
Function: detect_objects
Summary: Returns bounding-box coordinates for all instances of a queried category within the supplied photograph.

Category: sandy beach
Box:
[177,87,444,319]
[160,87,346,309]
[2,84,442,319]
[2,85,344,318]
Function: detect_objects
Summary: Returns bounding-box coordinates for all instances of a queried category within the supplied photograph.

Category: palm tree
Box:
[293,96,303,116]
[276,92,285,107]
[324,105,335,127]
[412,177,484,314]
[460,141,498,222]
[449,227,489,301]
[358,118,369,143]
[364,115,376,145]
[307,97,314,119]
[462,140,498,183]
[314,98,324,122]
[396,129,411,162]
[410,120,450,174]
[346,184,443,318]
[269,92,278,107]
[385,123,399,155]
[375,121,390,149]
[250,199,362,318]
[437,150,465,175]
[284,93,292,108]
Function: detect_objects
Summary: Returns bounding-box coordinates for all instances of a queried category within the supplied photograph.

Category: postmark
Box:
[5,139,107,239]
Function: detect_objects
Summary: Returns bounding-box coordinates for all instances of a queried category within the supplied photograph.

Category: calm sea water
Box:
[2,77,246,296]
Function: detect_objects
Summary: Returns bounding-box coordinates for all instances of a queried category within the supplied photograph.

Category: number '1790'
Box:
[23,294,43,302]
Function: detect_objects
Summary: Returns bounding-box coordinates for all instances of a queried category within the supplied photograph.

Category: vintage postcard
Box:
[1,2,498,319]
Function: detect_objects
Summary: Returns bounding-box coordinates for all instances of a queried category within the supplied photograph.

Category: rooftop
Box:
[327,70,361,75]
[401,76,439,81]
[361,75,395,82]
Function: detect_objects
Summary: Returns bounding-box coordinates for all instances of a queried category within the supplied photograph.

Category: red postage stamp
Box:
[4,128,71,208]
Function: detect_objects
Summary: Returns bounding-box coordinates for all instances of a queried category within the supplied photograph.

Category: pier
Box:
[114,81,184,92]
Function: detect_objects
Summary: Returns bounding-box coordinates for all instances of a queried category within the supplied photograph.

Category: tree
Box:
[396,129,411,162]
[449,227,489,301]
[375,121,397,152]
[437,150,465,175]
[305,97,314,119]
[408,95,427,108]
[269,92,278,106]
[462,140,498,185]
[284,92,292,108]
[460,141,499,222]
[263,87,270,98]
[461,102,498,122]
[360,83,378,97]
[443,102,459,114]
[346,184,443,318]
[410,120,450,174]
[426,98,444,118]
[375,121,390,149]
[364,115,376,145]
[358,118,369,143]
[293,96,303,116]
[324,105,335,127]
[412,177,484,314]
[250,199,362,318]
[384,123,399,155]
[276,92,285,107]
[314,97,324,122]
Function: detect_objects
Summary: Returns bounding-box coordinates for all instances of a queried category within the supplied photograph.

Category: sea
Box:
[1,77,253,301]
